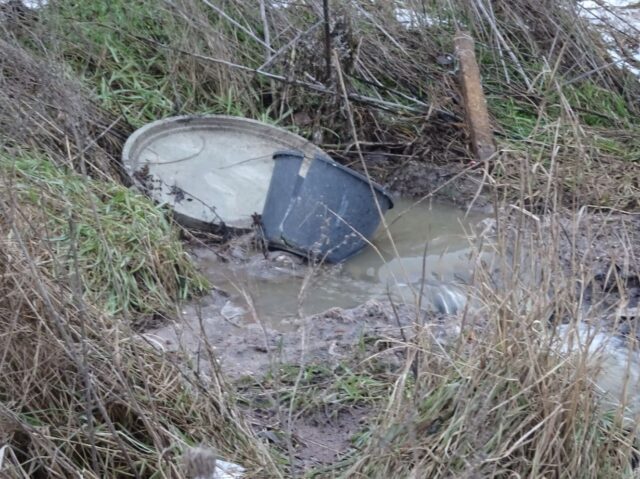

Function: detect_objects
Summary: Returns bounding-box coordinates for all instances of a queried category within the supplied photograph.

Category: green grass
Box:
[44,0,266,127]
[239,360,393,416]
[489,95,541,139]
[564,82,635,127]
[2,153,208,315]
[50,0,180,124]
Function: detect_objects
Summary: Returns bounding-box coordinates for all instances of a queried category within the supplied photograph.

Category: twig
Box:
[135,34,458,117]
[473,0,532,89]
[75,21,461,121]
[259,0,272,63]
[322,0,332,80]
[257,21,323,72]
[201,0,275,53]
[352,2,409,56]
[68,217,100,476]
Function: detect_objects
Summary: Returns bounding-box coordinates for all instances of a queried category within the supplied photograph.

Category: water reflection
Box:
[196,199,488,328]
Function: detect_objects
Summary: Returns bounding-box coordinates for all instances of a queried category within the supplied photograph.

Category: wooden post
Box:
[454,30,496,163]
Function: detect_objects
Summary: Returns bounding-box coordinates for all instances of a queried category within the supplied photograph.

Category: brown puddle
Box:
[143,199,489,379]
[189,199,489,329]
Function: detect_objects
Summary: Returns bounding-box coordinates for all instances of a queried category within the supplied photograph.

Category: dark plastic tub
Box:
[261,150,394,263]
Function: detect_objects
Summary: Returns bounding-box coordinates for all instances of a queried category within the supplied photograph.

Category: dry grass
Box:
[11,0,637,205]
[337,182,640,478]
[0,0,639,477]
[0,201,278,477]
[342,327,637,477]
[235,194,640,478]
[0,12,278,478]
[0,37,128,181]
[296,3,640,472]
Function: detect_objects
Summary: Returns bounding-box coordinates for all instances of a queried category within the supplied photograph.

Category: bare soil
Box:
[248,403,371,472]
[387,159,493,213]
[500,208,640,316]
[146,291,442,380]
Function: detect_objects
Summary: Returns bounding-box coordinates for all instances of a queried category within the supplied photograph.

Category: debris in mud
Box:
[169,183,187,203]
[182,445,245,479]
[132,164,157,195]
[178,197,486,329]
[147,295,461,380]
[171,203,640,380]
[487,207,640,417]
[148,202,640,473]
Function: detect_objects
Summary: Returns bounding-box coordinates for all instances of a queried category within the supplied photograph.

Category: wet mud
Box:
[144,197,640,469]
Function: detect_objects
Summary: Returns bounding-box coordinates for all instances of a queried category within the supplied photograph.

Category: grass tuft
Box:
[2,152,208,316]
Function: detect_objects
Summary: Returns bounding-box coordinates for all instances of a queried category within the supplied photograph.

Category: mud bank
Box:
[144,294,462,469]
[494,207,640,317]
[143,200,640,471]
[387,161,493,213]
[147,294,463,377]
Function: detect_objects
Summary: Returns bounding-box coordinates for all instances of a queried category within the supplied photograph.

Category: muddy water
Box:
[191,199,489,329]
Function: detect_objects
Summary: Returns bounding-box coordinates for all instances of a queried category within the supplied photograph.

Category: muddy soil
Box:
[145,198,640,470]
[145,233,468,469]
[145,292,457,380]
[387,161,493,213]
[145,284,460,469]
[286,407,370,471]
[494,208,640,320]
[247,400,372,472]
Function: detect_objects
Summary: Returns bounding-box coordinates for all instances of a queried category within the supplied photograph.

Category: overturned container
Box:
[121,115,325,232]
[261,150,394,263]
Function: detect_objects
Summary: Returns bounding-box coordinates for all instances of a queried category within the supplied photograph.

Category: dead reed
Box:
[0,0,638,477]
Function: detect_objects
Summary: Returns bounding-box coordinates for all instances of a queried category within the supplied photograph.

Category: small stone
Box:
[221,301,246,321]
[618,307,640,319]
[436,53,454,65]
